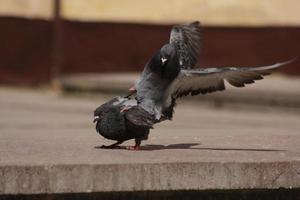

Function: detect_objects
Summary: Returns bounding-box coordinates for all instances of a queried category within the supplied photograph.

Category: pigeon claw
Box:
[126,145,141,151]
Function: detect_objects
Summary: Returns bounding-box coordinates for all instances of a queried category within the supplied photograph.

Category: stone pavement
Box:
[0,87,299,195]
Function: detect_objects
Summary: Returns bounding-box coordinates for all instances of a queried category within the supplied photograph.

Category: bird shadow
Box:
[140,143,284,152]
[95,143,284,152]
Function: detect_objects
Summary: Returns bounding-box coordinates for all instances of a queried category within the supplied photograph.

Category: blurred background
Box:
[0,0,299,86]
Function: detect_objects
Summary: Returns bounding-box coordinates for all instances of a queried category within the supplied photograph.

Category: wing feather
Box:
[165,59,295,102]
[169,21,201,69]
[125,106,156,128]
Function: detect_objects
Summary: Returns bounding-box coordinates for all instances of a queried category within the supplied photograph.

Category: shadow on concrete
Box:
[95,143,284,152]
[140,143,284,152]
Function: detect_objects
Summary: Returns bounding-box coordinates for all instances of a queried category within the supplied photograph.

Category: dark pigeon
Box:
[94,21,295,150]
[93,95,156,149]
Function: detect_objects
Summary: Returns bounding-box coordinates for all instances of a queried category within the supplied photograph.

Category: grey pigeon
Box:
[94,21,294,150]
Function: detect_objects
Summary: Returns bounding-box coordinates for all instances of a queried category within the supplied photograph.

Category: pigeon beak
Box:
[93,116,99,123]
[161,57,167,65]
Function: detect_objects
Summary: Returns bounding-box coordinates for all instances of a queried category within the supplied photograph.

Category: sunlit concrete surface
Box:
[0,87,299,194]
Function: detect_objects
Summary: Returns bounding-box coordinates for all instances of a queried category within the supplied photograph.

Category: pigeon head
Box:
[149,44,180,81]
[93,105,109,123]
[160,44,176,65]
[93,107,103,123]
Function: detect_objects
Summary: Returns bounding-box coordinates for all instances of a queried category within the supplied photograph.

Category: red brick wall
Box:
[0,17,299,85]
[0,17,53,85]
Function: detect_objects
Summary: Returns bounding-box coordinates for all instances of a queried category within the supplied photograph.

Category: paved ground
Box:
[0,87,300,194]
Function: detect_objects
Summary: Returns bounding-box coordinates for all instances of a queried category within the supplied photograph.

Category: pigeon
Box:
[94,21,295,150]
[93,95,155,149]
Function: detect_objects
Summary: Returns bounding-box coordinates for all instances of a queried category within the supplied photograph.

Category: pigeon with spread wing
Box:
[94,21,294,150]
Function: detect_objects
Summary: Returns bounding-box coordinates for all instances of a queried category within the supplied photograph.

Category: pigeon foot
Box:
[126,138,142,150]
[126,145,141,151]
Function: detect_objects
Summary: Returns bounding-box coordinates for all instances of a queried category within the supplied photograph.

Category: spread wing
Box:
[165,59,295,101]
[169,21,201,69]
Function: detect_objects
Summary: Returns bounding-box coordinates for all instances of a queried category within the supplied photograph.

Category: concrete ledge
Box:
[1,189,300,200]
[1,87,300,196]
[1,161,300,195]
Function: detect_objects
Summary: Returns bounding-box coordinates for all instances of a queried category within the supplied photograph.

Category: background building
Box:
[0,0,299,85]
